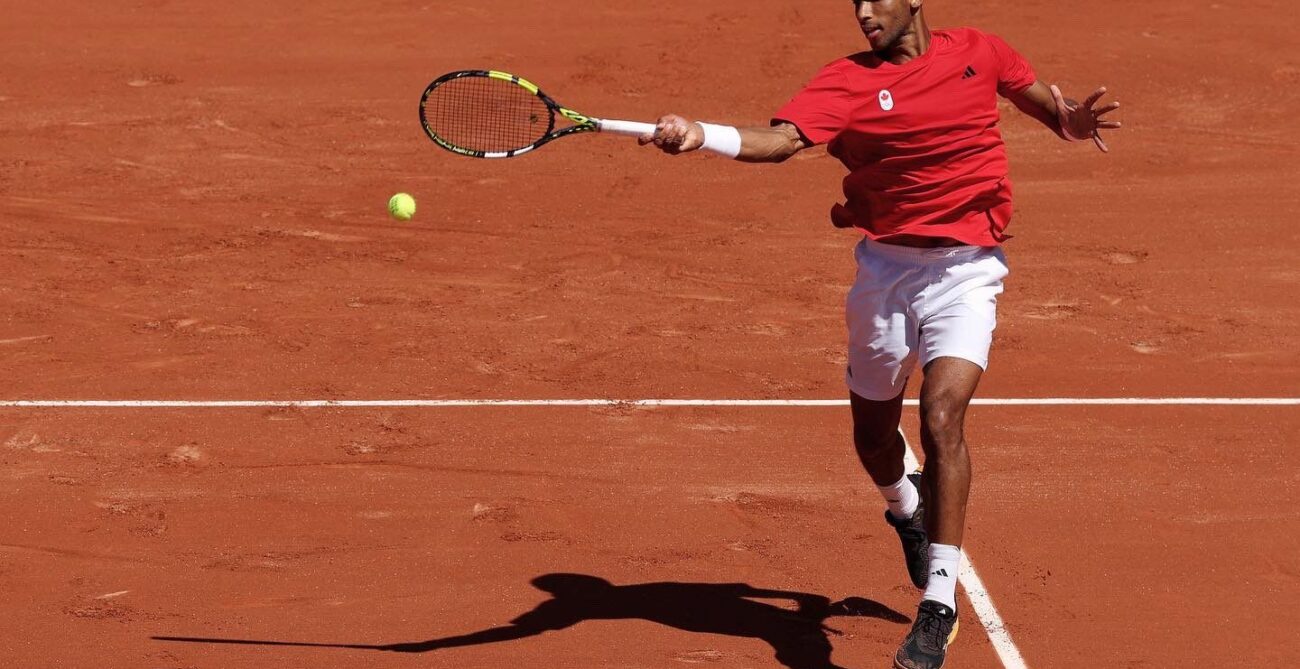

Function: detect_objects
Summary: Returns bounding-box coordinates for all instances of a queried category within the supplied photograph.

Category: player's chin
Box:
[862,27,887,49]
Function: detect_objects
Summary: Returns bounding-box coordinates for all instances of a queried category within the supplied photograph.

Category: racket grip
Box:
[596,119,657,137]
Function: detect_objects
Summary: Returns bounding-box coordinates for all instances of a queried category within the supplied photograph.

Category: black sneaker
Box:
[884,472,929,588]
[893,600,960,669]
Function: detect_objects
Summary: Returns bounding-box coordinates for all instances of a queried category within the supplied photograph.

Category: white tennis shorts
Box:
[845,237,1009,401]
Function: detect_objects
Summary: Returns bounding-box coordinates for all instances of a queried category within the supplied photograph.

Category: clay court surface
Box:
[2,1,1298,667]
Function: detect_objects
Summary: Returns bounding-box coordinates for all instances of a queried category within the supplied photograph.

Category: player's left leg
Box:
[893,358,981,669]
[894,247,1007,669]
[917,356,983,592]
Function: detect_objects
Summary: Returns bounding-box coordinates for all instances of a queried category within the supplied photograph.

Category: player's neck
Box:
[877,13,932,65]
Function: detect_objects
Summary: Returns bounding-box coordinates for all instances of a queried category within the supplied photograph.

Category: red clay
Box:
[1,1,1297,667]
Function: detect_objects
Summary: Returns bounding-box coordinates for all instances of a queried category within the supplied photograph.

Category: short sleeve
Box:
[771,65,852,146]
[985,33,1037,96]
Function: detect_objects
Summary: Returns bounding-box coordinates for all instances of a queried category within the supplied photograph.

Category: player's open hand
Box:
[639,114,705,154]
[1050,85,1122,153]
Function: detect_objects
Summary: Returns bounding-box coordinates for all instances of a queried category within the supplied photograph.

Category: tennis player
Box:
[640,1,1120,667]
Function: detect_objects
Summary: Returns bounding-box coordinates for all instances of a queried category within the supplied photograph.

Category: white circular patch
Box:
[879,89,895,111]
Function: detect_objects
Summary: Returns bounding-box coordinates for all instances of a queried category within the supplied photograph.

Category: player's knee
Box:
[920,405,965,451]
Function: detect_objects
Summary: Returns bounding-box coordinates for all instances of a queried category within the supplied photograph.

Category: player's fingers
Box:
[653,122,676,148]
[1094,101,1121,117]
[665,123,689,146]
[1097,121,1122,130]
[1083,86,1107,109]
[1093,132,1110,153]
[659,135,686,152]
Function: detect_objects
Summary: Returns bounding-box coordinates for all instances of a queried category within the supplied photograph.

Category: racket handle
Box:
[596,119,657,137]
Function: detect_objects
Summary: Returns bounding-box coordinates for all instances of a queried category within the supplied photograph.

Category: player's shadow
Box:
[154,573,908,669]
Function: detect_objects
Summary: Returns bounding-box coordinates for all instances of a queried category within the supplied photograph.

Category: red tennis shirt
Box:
[772,28,1037,246]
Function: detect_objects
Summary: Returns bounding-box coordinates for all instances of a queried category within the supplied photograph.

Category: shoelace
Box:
[917,608,951,652]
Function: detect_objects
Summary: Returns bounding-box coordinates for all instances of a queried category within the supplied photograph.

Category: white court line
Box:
[901,437,1028,669]
[0,397,1295,408]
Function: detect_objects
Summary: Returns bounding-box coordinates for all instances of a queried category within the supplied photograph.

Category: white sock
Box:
[922,543,961,610]
[877,473,919,521]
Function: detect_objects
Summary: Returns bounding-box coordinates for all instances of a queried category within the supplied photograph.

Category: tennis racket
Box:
[419,70,657,159]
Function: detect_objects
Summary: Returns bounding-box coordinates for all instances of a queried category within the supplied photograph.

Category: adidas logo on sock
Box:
[961,66,977,79]
[931,568,950,577]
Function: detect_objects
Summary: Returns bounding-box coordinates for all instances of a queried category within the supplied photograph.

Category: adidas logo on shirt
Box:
[961,66,977,79]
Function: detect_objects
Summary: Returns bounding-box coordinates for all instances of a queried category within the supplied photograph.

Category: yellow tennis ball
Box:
[388,193,416,221]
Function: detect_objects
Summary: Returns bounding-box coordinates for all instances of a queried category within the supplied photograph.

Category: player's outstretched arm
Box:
[1007,81,1123,152]
[638,115,810,163]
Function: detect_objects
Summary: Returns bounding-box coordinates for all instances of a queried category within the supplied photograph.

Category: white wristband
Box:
[696,122,743,159]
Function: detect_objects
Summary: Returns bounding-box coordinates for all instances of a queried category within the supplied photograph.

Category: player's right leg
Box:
[850,390,928,588]
[845,238,927,588]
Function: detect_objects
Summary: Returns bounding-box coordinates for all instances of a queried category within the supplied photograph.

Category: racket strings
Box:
[423,76,552,153]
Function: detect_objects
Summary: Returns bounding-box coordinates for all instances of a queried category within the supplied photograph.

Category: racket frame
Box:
[419,70,654,159]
